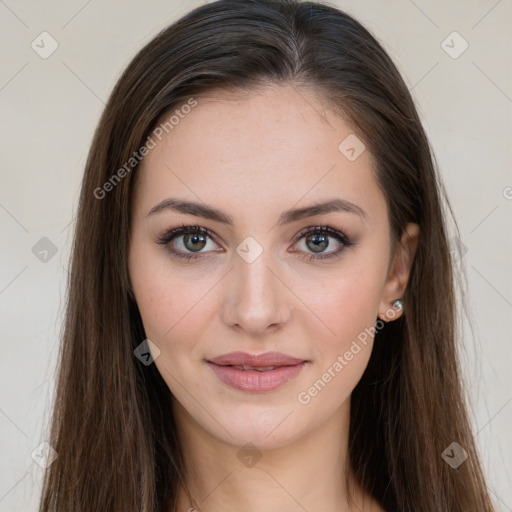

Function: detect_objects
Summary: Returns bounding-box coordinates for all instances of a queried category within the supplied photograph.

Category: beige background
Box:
[0,0,511,510]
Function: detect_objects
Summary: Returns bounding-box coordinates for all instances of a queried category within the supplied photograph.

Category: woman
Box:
[38,0,496,510]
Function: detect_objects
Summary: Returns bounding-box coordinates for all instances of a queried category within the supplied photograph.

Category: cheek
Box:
[129,240,176,341]
[128,243,217,347]
[296,255,387,347]
[292,251,387,399]
[293,273,381,417]
[130,268,172,340]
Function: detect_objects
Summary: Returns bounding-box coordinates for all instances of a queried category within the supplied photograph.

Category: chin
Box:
[206,404,309,451]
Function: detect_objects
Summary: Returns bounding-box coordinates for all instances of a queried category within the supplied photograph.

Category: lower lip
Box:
[207,362,307,392]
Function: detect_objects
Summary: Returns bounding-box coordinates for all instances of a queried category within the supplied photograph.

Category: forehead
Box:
[134,84,385,226]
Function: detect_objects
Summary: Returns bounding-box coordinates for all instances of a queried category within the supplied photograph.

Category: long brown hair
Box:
[38,0,495,510]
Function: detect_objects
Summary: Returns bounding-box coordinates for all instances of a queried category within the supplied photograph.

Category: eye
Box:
[155,224,220,261]
[291,225,354,261]
[156,224,354,262]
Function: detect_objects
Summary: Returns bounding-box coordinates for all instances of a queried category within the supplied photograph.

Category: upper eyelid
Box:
[163,225,219,244]
[296,225,350,241]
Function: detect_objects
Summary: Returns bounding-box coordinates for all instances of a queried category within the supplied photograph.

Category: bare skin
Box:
[128,84,419,512]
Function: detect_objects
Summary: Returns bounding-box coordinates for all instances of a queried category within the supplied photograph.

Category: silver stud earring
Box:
[392,298,403,312]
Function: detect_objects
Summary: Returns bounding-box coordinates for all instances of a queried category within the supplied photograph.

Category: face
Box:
[128,84,403,451]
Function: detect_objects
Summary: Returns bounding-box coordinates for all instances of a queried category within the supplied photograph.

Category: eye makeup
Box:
[155,223,355,262]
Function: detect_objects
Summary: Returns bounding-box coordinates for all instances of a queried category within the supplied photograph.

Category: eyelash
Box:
[155,223,354,262]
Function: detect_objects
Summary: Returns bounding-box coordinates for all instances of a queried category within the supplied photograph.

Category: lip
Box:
[207,351,307,367]
[206,351,309,392]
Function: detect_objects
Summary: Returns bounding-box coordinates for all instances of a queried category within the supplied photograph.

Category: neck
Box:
[172,397,378,512]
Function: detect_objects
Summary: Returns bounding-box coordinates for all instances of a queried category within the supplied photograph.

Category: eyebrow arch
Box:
[147,197,368,225]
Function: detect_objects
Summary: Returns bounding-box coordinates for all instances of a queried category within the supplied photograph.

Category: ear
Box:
[377,222,420,322]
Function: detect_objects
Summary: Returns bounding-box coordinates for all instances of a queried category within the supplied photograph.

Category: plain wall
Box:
[0,0,510,510]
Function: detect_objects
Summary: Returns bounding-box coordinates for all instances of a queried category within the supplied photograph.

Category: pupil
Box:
[307,234,328,253]
[184,233,206,252]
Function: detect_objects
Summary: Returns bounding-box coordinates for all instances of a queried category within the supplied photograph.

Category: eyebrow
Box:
[147,197,368,225]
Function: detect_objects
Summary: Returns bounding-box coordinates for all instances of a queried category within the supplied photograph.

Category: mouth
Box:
[228,364,281,371]
[206,360,308,392]
[207,350,308,368]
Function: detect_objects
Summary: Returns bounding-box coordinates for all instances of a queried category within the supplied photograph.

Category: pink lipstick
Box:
[206,351,308,392]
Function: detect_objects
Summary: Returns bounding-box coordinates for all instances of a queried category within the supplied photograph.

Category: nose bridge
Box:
[224,238,288,332]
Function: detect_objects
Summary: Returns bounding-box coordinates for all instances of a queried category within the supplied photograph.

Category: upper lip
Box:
[207,351,307,367]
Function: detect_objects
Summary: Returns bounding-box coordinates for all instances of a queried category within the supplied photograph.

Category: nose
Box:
[221,244,291,335]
